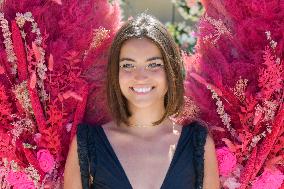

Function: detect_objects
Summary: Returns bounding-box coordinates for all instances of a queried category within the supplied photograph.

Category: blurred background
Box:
[119,0,204,53]
[120,0,184,23]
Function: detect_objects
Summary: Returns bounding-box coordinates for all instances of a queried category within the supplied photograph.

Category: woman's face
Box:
[118,38,168,110]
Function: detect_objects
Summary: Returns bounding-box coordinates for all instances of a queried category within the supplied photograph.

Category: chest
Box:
[100,129,181,189]
[114,146,171,189]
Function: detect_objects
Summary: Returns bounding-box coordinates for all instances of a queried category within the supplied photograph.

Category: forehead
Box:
[119,38,163,61]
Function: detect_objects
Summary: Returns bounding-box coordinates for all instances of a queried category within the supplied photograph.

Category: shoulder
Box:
[64,134,82,188]
[76,122,101,144]
[101,121,116,130]
[76,123,91,140]
[203,133,220,188]
[76,122,104,135]
[186,120,208,137]
[188,121,220,188]
[192,121,215,153]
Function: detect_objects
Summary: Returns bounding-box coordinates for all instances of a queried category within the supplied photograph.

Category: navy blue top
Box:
[76,121,208,189]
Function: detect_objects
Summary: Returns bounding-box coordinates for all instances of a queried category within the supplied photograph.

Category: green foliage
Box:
[172,0,204,21]
[168,0,203,53]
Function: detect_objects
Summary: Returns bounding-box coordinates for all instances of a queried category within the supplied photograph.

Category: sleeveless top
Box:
[76,121,208,189]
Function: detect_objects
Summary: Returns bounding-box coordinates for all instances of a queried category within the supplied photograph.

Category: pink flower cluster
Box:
[186,0,196,7]
[251,168,284,189]
[216,147,237,176]
[37,149,55,173]
[7,171,35,189]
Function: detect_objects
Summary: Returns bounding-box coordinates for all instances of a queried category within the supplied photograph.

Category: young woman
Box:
[64,13,220,189]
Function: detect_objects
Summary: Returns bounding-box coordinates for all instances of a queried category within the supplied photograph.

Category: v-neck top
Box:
[76,121,208,189]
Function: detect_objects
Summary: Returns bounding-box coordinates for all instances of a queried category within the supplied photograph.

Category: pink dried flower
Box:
[33,133,42,145]
[7,171,34,188]
[216,147,237,176]
[37,149,55,173]
[223,176,241,189]
[14,182,36,189]
[186,0,196,7]
[190,31,197,37]
[251,168,284,189]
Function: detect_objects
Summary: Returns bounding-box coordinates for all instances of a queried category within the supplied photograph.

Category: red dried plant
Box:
[0,0,121,187]
[184,0,284,188]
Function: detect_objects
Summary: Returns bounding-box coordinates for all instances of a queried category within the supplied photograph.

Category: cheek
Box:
[119,70,131,84]
[119,71,131,92]
[161,74,169,95]
[156,70,168,88]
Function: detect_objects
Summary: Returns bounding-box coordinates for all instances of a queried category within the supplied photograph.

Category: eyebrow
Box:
[119,58,135,62]
[146,57,163,62]
[119,57,163,62]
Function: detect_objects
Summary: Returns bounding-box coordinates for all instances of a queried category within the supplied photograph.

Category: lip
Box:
[129,86,155,95]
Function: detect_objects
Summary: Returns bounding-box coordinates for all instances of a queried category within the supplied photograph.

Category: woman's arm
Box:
[203,135,220,189]
[64,136,83,189]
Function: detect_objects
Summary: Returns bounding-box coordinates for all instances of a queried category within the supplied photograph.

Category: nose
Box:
[134,67,148,81]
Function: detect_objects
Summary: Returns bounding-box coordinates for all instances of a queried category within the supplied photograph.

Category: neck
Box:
[126,101,166,127]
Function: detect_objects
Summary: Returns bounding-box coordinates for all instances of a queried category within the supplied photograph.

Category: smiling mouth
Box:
[130,86,155,93]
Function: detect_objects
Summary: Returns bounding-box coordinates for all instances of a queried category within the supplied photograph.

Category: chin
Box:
[128,99,163,109]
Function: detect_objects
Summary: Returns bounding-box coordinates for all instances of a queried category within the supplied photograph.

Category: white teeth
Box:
[132,87,152,93]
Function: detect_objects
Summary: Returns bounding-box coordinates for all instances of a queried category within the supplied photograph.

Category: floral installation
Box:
[0,0,283,188]
[216,147,237,177]
[36,149,55,173]
[0,12,17,74]
[14,11,49,103]
[251,168,284,189]
[0,0,121,188]
[184,0,284,188]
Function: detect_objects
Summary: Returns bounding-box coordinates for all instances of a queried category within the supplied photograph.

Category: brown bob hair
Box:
[106,13,185,126]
